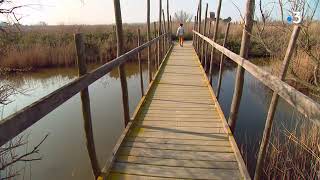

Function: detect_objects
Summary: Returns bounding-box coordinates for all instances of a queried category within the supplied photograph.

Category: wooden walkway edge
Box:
[104,42,250,180]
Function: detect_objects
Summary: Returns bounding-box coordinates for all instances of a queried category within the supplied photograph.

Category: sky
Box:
[0,0,319,25]
[1,0,247,25]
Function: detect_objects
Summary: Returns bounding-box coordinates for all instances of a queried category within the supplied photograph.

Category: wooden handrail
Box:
[193,30,320,125]
[0,33,168,147]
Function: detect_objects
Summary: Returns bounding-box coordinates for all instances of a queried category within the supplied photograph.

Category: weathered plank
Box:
[108,42,250,179]
[125,137,231,146]
[111,163,241,180]
[116,156,238,169]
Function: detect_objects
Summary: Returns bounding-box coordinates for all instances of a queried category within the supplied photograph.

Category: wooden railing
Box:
[193,29,320,179]
[0,31,171,177]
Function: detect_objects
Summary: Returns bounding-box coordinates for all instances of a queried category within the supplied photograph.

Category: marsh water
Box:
[0,59,307,179]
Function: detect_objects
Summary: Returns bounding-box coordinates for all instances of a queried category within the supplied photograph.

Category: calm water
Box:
[0,60,307,179]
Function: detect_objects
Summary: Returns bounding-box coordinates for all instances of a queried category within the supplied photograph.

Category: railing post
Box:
[201,3,208,66]
[158,0,162,68]
[147,0,152,83]
[162,9,167,55]
[254,25,301,180]
[208,0,222,84]
[197,0,202,57]
[205,20,213,72]
[74,33,100,179]
[193,16,196,46]
[154,22,158,71]
[170,15,172,44]
[167,0,170,46]
[228,0,255,132]
[216,22,231,99]
[137,29,144,97]
[113,0,130,127]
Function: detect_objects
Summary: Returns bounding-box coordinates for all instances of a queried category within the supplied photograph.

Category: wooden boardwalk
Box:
[107,42,250,179]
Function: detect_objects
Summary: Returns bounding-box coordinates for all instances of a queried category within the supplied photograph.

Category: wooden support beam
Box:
[154,22,158,72]
[137,29,144,97]
[216,22,231,99]
[208,0,222,84]
[228,0,255,132]
[197,0,202,57]
[75,33,100,179]
[167,0,170,44]
[113,0,130,127]
[201,3,208,66]
[254,25,301,180]
[162,9,167,55]
[158,0,162,68]
[193,16,196,46]
[170,15,172,44]
[205,20,213,72]
[147,0,152,82]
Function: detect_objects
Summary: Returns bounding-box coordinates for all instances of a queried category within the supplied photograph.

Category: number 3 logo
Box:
[292,11,302,24]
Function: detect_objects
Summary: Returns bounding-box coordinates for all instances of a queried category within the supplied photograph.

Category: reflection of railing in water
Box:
[192,1,320,179]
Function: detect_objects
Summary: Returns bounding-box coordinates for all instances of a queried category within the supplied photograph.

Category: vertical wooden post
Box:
[197,0,202,57]
[195,3,199,52]
[74,33,100,179]
[201,3,208,66]
[195,3,199,54]
[205,20,213,72]
[195,15,199,52]
[147,0,152,83]
[137,29,144,97]
[208,0,222,84]
[162,9,167,55]
[158,0,162,67]
[254,25,301,180]
[167,0,170,45]
[170,15,172,44]
[193,16,196,46]
[216,22,231,99]
[154,22,158,71]
[113,0,130,127]
[228,0,255,132]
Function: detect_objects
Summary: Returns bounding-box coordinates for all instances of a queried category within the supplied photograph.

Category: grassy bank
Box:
[0,22,267,72]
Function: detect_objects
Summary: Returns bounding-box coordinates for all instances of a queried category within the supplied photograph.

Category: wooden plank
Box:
[118,147,236,161]
[125,137,231,146]
[111,163,241,180]
[116,156,238,169]
[131,126,226,134]
[128,131,229,141]
[108,173,175,180]
[121,141,233,152]
[133,121,223,128]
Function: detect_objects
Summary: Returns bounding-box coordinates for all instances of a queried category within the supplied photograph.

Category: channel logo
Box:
[287,11,302,24]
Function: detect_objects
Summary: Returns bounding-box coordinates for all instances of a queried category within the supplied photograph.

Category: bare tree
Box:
[0,1,47,179]
[173,10,193,23]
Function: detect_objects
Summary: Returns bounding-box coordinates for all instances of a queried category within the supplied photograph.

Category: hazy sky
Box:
[1,0,319,25]
[1,0,247,25]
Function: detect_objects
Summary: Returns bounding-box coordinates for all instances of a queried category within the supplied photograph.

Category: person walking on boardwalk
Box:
[176,23,185,47]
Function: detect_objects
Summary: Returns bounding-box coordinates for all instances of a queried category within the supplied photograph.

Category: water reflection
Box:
[210,60,309,176]
[0,62,150,180]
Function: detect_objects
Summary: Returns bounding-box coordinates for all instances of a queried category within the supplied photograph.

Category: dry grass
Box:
[263,121,320,179]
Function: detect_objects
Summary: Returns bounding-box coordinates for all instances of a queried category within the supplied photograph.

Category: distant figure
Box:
[176,23,185,47]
